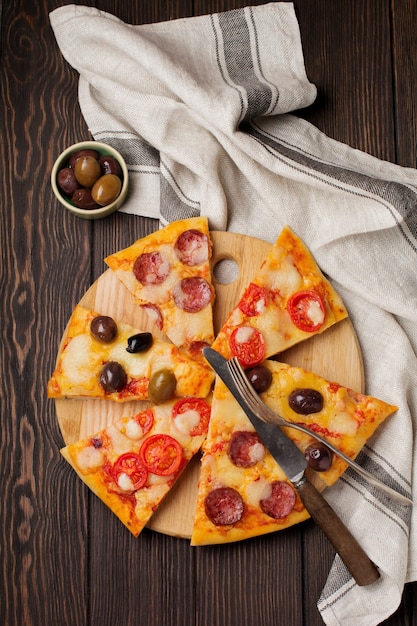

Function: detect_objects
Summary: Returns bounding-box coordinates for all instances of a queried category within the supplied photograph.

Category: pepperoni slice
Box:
[173,277,212,312]
[172,398,211,436]
[260,481,296,519]
[238,283,269,317]
[228,431,265,467]
[133,251,170,285]
[230,326,265,367]
[287,290,325,332]
[141,303,163,330]
[174,229,210,266]
[204,487,244,526]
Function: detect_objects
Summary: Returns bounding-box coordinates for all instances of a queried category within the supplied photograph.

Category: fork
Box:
[227,357,413,505]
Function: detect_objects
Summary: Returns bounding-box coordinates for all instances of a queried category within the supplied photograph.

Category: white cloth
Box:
[50,4,417,625]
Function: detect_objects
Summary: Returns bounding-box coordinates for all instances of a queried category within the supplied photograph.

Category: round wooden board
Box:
[55,231,364,538]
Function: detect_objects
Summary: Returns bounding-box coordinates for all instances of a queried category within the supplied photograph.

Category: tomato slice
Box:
[230,326,265,367]
[287,290,325,332]
[139,434,184,476]
[238,283,269,317]
[134,408,154,436]
[172,398,211,436]
[111,453,148,492]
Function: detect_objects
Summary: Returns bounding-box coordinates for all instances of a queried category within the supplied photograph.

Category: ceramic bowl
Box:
[51,141,128,219]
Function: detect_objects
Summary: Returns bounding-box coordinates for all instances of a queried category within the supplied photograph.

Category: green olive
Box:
[91,174,122,206]
[74,155,101,188]
[148,368,177,404]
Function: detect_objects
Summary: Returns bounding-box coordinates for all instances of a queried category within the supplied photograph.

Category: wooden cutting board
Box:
[55,231,364,538]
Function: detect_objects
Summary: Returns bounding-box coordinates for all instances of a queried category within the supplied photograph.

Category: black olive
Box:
[288,388,323,415]
[148,368,177,404]
[90,315,118,343]
[304,442,333,471]
[126,332,153,353]
[245,365,272,393]
[99,361,127,393]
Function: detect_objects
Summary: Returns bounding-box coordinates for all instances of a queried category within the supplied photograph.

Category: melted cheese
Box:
[117,472,135,492]
[307,299,325,326]
[174,409,200,435]
[76,446,104,472]
[123,418,144,441]
[234,326,255,344]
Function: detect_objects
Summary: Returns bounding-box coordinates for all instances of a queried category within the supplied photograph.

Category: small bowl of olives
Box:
[51,141,128,219]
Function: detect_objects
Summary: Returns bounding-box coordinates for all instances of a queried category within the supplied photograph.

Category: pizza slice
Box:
[61,395,211,537]
[210,226,348,367]
[191,360,397,545]
[47,305,214,402]
[104,217,215,361]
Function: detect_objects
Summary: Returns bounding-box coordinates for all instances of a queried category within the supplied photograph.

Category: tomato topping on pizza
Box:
[287,290,325,332]
[133,408,154,436]
[230,326,265,367]
[111,453,148,493]
[238,283,269,317]
[172,398,211,436]
[210,225,348,361]
[139,434,184,476]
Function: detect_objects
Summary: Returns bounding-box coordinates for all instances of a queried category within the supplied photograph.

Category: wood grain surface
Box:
[55,231,363,537]
[2,2,416,626]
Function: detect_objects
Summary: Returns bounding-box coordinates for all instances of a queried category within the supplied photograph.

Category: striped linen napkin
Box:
[50,4,416,625]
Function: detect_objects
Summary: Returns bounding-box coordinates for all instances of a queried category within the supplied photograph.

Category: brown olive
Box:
[148,368,177,404]
[245,365,272,393]
[304,442,333,471]
[91,174,122,206]
[71,188,100,210]
[74,155,101,187]
[288,388,324,415]
[99,361,127,393]
[57,167,80,196]
[69,149,99,168]
[99,155,122,177]
[90,315,118,343]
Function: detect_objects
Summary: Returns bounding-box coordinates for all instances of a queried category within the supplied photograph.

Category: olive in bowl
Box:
[51,141,128,220]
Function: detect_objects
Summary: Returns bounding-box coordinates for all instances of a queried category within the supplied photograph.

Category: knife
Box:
[203,347,380,587]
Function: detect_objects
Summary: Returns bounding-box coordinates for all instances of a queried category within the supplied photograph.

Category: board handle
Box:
[296,477,380,586]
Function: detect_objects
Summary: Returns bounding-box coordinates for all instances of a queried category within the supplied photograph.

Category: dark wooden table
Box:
[1,1,416,625]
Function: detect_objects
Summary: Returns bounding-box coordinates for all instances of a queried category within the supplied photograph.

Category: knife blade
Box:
[203,347,380,587]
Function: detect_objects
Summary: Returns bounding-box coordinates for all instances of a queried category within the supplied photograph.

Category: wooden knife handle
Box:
[296,477,380,586]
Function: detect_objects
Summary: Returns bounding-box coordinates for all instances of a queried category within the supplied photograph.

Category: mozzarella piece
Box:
[117,472,135,492]
[234,326,255,344]
[124,418,144,441]
[246,478,272,507]
[61,335,97,385]
[328,412,359,437]
[307,300,325,326]
[76,446,104,471]
[248,441,266,465]
[174,409,200,435]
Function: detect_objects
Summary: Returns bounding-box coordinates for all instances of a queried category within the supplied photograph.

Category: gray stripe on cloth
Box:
[245,120,417,249]
[159,175,201,224]
[214,9,276,123]
[93,132,160,168]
